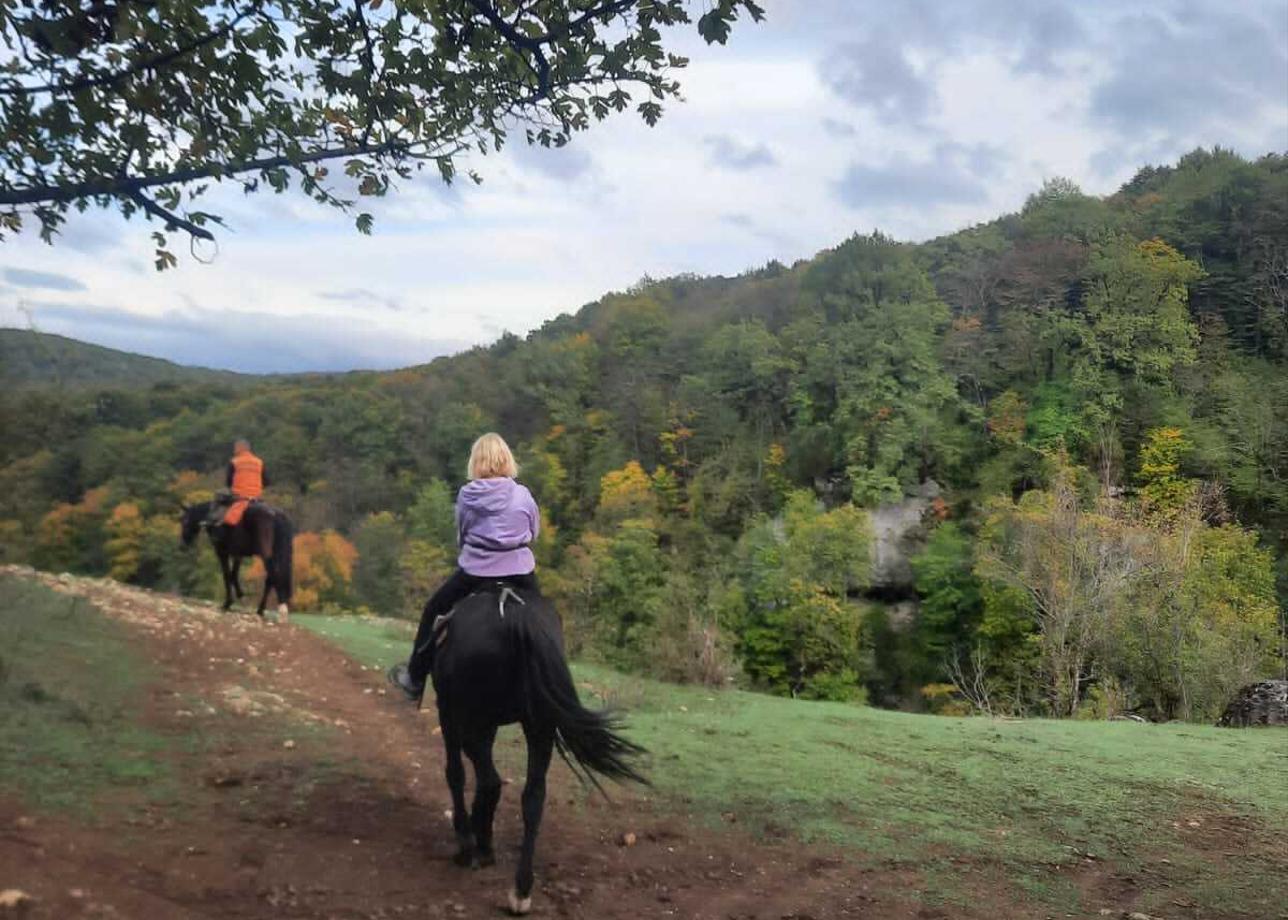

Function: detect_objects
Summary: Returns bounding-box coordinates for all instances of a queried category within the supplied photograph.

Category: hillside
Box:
[1,147,1285,724]
[3,569,1284,919]
[0,328,253,389]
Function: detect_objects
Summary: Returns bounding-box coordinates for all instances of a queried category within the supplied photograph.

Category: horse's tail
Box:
[272,512,294,605]
[510,600,647,789]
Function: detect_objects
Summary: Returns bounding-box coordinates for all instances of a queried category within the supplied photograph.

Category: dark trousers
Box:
[407,568,538,686]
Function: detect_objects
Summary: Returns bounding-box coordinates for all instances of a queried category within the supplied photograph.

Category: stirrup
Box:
[414,610,455,656]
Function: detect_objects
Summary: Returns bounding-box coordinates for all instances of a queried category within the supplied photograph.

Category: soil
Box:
[0,571,1136,920]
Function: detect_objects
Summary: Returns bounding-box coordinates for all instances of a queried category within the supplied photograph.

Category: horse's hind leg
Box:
[510,724,554,916]
[256,557,274,617]
[442,721,475,866]
[463,726,501,868]
[218,553,235,611]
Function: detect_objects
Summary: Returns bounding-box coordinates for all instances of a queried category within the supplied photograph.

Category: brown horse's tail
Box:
[272,511,294,606]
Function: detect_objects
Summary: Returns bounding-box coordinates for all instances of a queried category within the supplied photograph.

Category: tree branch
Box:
[0,139,425,208]
[0,3,262,98]
[464,0,552,99]
[129,191,215,241]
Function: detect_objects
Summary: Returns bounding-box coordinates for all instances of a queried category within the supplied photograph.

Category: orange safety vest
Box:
[230,450,265,500]
[225,450,264,527]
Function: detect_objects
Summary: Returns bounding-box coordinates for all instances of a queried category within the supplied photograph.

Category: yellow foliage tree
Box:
[598,461,654,518]
[169,470,213,506]
[105,503,144,582]
[251,529,357,611]
[986,391,1027,446]
[35,486,110,572]
[1135,426,1195,522]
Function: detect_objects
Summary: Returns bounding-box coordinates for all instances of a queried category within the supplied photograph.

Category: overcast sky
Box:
[2,0,1286,373]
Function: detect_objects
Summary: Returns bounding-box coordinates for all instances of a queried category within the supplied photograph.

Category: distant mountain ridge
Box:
[0,329,255,388]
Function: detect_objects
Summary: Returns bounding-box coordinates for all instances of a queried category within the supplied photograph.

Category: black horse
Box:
[433,583,646,915]
[179,501,294,619]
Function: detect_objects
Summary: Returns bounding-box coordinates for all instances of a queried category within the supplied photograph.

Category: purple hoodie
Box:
[455,477,540,577]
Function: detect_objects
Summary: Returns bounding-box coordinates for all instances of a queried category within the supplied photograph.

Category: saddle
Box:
[427,582,529,651]
[208,490,262,528]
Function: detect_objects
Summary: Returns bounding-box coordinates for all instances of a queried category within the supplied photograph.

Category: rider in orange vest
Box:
[223,439,269,527]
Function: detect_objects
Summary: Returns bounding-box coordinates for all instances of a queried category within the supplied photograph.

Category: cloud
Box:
[814,0,1093,125]
[719,212,791,248]
[317,288,404,312]
[4,268,87,291]
[1003,2,1088,75]
[835,143,1008,210]
[821,117,857,138]
[9,302,469,374]
[705,135,778,170]
[0,0,1282,376]
[1090,6,1288,135]
[54,218,121,255]
[510,141,593,181]
[821,34,935,125]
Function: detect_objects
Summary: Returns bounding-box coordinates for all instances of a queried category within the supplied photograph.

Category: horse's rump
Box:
[435,585,646,787]
[434,585,548,721]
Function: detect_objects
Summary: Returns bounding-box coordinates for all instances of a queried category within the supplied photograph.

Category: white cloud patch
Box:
[5,268,87,292]
[821,35,936,126]
[835,143,1009,210]
[1,0,1283,372]
[705,135,779,170]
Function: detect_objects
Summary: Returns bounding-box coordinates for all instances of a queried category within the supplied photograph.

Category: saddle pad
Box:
[223,499,250,527]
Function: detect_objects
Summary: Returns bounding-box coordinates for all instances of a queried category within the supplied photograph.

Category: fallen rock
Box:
[0,889,33,913]
[221,685,288,717]
[619,832,638,847]
[1217,680,1288,727]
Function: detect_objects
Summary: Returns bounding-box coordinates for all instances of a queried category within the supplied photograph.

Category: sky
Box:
[2,0,1286,373]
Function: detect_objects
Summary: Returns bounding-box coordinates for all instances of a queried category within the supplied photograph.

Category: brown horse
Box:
[180,500,293,619]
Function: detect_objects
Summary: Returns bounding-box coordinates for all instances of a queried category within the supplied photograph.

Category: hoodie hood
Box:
[458,476,518,515]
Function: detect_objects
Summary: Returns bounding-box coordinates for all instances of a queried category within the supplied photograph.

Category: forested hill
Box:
[0,329,253,389]
[2,147,1285,723]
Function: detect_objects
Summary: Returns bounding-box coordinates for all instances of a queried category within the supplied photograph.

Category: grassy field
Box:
[297,613,1288,918]
[0,574,176,812]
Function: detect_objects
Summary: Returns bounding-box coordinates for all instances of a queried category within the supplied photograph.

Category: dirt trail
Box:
[0,571,951,920]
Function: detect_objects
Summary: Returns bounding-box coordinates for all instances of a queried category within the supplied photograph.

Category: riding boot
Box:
[388,662,424,702]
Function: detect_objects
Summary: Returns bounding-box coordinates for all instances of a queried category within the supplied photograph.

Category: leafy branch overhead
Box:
[0,0,763,265]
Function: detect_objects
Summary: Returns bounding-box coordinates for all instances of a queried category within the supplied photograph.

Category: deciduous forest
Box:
[4,148,1285,723]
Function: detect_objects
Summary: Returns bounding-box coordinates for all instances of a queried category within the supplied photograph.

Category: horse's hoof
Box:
[507,889,532,916]
[277,603,290,624]
[475,851,496,868]
[453,849,474,868]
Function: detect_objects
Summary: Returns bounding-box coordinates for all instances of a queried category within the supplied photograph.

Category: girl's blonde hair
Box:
[467,432,518,480]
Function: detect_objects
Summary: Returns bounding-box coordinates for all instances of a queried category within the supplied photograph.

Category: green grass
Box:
[300,613,1288,918]
[292,612,414,668]
[0,574,176,812]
